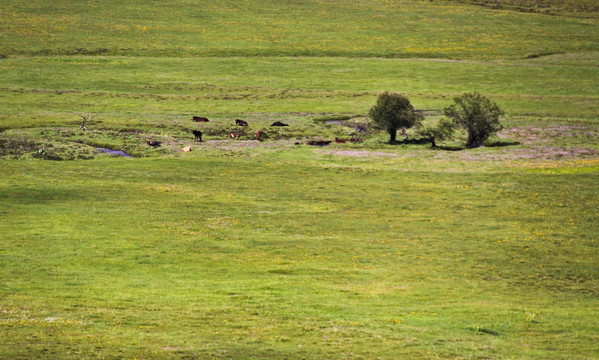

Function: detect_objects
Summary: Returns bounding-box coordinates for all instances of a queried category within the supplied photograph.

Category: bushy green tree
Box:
[415,118,455,147]
[368,92,422,143]
[444,93,504,148]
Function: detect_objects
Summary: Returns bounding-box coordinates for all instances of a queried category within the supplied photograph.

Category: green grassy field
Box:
[1,0,598,359]
[1,153,598,359]
[1,0,598,58]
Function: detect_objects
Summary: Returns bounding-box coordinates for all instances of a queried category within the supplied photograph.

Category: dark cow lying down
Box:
[193,116,209,122]
[192,130,203,142]
[271,121,288,126]
[235,119,248,126]
[147,140,161,147]
[307,140,331,147]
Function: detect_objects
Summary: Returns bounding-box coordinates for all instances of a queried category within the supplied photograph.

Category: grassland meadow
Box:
[0,0,598,358]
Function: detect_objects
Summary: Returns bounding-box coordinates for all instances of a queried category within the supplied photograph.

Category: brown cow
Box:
[193,116,209,122]
[335,137,346,143]
[235,119,248,126]
[256,130,264,141]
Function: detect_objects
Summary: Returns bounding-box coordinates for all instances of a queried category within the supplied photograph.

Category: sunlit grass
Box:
[1,55,598,129]
[1,154,597,359]
[0,0,598,358]
[0,0,597,59]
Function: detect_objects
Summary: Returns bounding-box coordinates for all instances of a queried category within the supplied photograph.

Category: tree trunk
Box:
[389,129,397,144]
[430,136,437,148]
[466,127,482,148]
[466,133,482,148]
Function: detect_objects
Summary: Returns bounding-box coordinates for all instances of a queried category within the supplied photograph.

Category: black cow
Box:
[147,140,161,147]
[235,119,248,126]
[192,130,203,142]
[271,121,288,126]
[307,140,331,146]
[193,116,209,122]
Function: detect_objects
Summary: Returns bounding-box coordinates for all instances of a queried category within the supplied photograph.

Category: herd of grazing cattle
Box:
[147,116,362,148]
[189,116,292,143]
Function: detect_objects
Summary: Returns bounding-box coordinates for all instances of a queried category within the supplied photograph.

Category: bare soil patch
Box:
[318,150,399,158]
[499,125,599,144]
[201,139,282,151]
[450,146,597,161]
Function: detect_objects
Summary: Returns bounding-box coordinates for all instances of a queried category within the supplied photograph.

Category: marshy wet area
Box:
[306,140,332,147]
[96,148,132,158]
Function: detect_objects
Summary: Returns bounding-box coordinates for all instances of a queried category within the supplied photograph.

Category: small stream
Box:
[96,147,132,158]
[325,120,366,133]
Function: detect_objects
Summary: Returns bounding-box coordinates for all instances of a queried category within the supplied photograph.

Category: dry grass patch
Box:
[499,125,599,144]
[318,150,399,158]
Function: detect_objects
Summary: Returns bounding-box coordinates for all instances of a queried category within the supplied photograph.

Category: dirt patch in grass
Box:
[479,124,599,161]
[200,139,285,151]
[204,139,260,147]
[453,146,597,161]
[318,150,399,158]
[499,125,599,145]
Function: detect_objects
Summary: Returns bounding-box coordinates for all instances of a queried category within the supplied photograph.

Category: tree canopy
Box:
[415,118,455,148]
[368,92,422,143]
[444,93,504,148]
